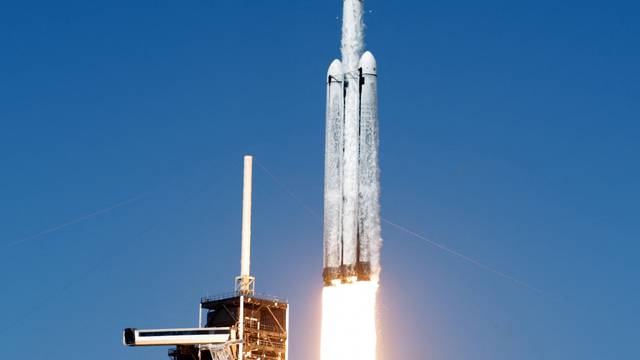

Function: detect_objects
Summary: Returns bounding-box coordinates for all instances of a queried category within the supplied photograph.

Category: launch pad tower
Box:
[192,292,288,360]
[124,156,289,360]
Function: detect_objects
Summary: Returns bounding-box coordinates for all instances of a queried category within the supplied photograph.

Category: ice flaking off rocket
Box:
[323,0,381,286]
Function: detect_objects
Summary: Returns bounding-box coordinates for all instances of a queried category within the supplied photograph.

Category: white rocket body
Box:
[324,60,344,274]
[323,0,381,284]
[357,52,380,275]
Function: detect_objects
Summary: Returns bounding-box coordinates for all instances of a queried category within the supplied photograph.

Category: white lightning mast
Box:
[236,155,255,295]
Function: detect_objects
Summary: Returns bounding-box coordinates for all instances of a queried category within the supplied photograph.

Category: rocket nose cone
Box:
[327,59,343,79]
[359,51,377,75]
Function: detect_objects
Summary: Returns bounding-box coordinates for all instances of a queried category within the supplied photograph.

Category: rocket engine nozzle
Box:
[322,261,372,286]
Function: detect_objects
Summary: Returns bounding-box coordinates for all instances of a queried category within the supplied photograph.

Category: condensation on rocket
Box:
[323,0,381,286]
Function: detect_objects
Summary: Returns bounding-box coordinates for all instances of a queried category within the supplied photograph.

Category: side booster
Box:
[323,51,380,286]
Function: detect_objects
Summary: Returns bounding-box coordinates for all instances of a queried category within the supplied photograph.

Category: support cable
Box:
[254,160,557,299]
[7,192,147,248]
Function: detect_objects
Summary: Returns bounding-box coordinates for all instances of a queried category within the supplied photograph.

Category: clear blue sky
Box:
[1,0,638,359]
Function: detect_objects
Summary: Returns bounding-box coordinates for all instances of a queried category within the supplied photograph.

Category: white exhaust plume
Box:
[321,281,378,360]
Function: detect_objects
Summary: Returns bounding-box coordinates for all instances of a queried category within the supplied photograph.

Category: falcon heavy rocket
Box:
[323,0,381,286]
